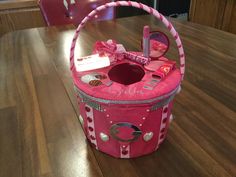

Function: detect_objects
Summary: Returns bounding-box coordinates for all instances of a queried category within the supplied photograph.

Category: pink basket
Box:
[70,1,185,158]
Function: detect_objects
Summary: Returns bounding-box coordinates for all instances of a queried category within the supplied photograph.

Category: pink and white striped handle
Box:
[70,1,185,79]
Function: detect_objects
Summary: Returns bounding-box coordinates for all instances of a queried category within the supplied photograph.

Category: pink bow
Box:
[93,40,125,64]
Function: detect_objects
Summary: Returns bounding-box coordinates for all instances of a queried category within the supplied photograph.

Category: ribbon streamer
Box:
[93,40,150,65]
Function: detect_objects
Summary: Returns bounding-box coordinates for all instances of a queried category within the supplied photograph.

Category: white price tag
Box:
[75,54,110,72]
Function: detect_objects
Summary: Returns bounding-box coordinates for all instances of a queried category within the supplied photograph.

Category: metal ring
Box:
[110,122,142,142]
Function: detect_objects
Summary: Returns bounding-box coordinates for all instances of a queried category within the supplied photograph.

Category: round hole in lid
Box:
[108,63,145,85]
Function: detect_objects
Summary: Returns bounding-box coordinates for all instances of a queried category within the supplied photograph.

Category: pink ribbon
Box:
[93,40,151,65]
[93,40,125,64]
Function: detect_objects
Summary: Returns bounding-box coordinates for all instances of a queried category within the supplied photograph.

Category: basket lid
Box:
[73,58,181,105]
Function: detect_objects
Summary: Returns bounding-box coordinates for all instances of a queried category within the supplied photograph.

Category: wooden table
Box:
[0,15,235,177]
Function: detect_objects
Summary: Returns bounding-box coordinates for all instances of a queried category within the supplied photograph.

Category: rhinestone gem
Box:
[100,132,109,142]
[143,132,154,142]
[79,115,84,125]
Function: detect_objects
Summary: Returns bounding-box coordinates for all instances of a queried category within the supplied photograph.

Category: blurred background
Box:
[116,0,190,20]
[0,0,235,37]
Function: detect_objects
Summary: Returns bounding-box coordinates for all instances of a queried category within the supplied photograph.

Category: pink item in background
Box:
[39,0,115,26]
[69,1,186,158]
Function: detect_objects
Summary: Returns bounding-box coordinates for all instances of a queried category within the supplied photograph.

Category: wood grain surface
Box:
[189,0,226,28]
[221,0,236,34]
[189,0,236,34]
[0,0,38,10]
[0,15,235,177]
[0,0,45,37]
[0,7,45,37]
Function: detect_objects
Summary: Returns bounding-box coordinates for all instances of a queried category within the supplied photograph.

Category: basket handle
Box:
[70,1,185,80]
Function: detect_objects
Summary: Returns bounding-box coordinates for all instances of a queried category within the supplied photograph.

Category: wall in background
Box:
[189,0,236,34]
[116,0,190,20]
[116,0,154,18]
[157,0,190,16]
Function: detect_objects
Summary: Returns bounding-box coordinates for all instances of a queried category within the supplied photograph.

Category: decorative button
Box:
[160,134,164,139]
[100,132,109,142]
[87,117,93,123]
[177,86,181,94]
[122,150,128,155]
[161,128,165,133]
[170,114,174,122]
[90,135,96,140]
[162,118,167,123]
[85,106,91,112]
[88,126,94,132]
[143,132,154,142]
[163,107,168,113]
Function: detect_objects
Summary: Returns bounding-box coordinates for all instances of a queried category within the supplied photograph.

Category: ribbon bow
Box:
[93,40,126,64]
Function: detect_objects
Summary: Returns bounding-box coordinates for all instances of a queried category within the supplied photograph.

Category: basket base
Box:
[77,97,174,158]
